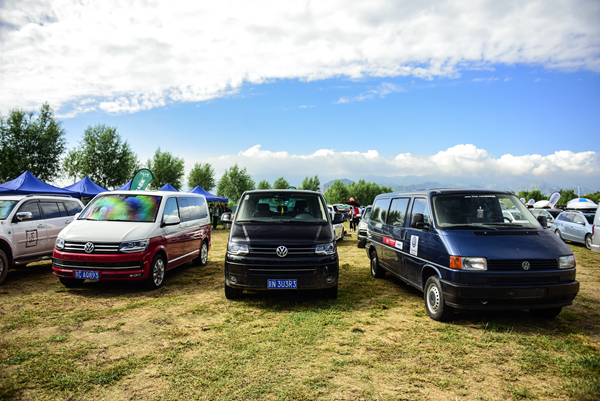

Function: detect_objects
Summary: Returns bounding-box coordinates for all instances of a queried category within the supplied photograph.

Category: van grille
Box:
[248,245,315,257]
[63,241,120,254]
[486,259,559,271]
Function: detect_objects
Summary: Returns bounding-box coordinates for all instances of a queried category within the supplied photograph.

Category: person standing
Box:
[213,203,221,229]
[352,206,360,232]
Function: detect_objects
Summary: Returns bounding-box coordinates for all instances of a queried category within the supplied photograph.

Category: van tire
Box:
[370,251,385,278]
[555,229,563,240]
[323,284,338,299]
[145,254,166,289]
[59,277,85,288]
[424,276,453,321]
[585,234,592,250]
[0,250,9,285]
[194,242,209,266]
[225,283,243,299]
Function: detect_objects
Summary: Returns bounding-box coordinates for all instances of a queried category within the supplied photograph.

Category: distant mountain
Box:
[322,176,597,196]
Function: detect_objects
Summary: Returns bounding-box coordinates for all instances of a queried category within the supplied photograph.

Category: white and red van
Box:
[52,191,211,289]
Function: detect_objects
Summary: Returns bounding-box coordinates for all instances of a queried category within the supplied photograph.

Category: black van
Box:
[366,189,579,321]
[223,190,342,299]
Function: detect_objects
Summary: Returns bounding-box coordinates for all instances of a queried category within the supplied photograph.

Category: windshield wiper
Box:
[483,223,523,227]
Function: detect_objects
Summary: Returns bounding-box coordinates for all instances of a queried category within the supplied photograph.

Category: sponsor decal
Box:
[410,235,419,256]
[384,236,403,250]
[26,230,38,247]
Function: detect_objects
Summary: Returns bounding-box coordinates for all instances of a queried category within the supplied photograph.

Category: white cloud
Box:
[1,0,599,115]
[335,82,405,103]
[204,144,600,185]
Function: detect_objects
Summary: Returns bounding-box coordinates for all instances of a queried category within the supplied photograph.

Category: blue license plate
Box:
[267,279,297,289]
[74,270,99,280]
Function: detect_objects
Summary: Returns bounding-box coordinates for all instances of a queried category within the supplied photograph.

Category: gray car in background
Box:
[591,205,600,254]
[551,210,595,250]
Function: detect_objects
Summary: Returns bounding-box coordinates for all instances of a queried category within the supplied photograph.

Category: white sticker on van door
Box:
[410,235,419,256]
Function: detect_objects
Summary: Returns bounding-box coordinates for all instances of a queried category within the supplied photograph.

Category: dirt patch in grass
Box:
[1,227,600,400]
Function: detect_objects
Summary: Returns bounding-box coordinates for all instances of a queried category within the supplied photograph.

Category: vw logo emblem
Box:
[84,242,95,253]
[276,246,288,258]
[522,261,530,271]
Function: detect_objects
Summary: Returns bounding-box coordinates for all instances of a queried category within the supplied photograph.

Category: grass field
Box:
[1,224,599,400]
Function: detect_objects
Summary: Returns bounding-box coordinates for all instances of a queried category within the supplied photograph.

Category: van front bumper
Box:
[224,254,339,290]
[52,249,152,282]
[440,279,580,310]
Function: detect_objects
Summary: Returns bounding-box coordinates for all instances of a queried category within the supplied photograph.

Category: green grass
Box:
[0,228,599,400]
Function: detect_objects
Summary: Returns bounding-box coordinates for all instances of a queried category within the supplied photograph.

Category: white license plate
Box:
[267,279,297,289]
[74,270,99,280]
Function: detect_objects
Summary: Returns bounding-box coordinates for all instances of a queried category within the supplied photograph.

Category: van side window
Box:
[195,197,208,219]
[163,198,180,221]
[179,199,191,221]
[187,197,201,220]
[411,198,430,225]
[65,201,83,216]
[41,202,62,219]
[388,198,409,226]
[17,202,41,221]
[371,198,391,225]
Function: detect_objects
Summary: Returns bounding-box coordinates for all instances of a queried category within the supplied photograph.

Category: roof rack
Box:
[25,194,73,198]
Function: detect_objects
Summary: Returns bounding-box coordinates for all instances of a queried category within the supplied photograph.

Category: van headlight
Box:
[55,238,65,251]
[558,255,575,269]
[450,256,487,270]
[315,243,336,255]
[228,242,249,255]
[119,239,149,253]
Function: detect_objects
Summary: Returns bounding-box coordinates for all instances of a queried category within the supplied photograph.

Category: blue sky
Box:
[2,0,600,190]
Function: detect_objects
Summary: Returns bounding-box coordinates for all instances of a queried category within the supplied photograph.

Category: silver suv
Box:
[0,195,84,284]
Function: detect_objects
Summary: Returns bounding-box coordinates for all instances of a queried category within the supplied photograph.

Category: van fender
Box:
[421,264,442,291]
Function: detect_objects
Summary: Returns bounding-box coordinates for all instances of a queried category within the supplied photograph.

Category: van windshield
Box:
[0,200,18,220]
[432,193,540,229]
[79,194,161,222]
[236,192,328,223]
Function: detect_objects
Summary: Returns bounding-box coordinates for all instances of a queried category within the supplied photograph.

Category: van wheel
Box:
[532,307,562,318]
[370,251,385,278]
[225,283,243,299]
[424,276,453,321]
[0,250,10,285]
[145,254,166,289]
[323,284,338,299]
[59,277,85,288]
[585,234,592,250]
[555,229,563,240]
[194,242,209,266]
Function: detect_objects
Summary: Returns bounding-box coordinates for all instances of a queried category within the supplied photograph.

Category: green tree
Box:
[301,175,320,191]
[558,189,578,205]
[585,191,600,204]
[323,180,350,204]
[216,164,256,203]
[62,149,83,185]
[257,179,271,190]
[273,176,290,189]
[0,103,66,182]
[188,162,215,192]
[67,124,139,189]
[347,179,393,206]
[147,148,185,190]
[517,190,547,202]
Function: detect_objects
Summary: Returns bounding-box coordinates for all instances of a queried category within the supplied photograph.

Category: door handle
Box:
[38,224,46,228]
[65,220,72,224]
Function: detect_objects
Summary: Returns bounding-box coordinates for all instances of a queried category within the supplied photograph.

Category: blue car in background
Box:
[551,210,595,250]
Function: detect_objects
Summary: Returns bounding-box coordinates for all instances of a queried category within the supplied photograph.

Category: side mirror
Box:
[16,212,33,221]
[537,215,548,228]
[221,212,232,223]
[332,213,344,224]
[411,213,429,229]
[162,215,181,227]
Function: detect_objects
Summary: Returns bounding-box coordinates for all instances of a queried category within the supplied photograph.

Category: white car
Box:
[0,195,84,285]
[327,205,345,241]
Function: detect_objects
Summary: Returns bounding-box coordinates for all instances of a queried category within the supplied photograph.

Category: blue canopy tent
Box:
[0,171,79,196]
[62,176,108,199]
[159,183,179,192]
[114,180,132,191]
[188,185,228,203]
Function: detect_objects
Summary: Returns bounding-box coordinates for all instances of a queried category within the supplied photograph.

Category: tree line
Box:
[2,104,597,206]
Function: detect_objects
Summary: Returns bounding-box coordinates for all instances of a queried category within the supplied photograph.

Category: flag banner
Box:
[548,192,561,208]
[131,169,153,191]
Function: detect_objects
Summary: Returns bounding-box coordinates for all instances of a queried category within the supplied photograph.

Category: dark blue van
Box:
[366,189,579,321]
